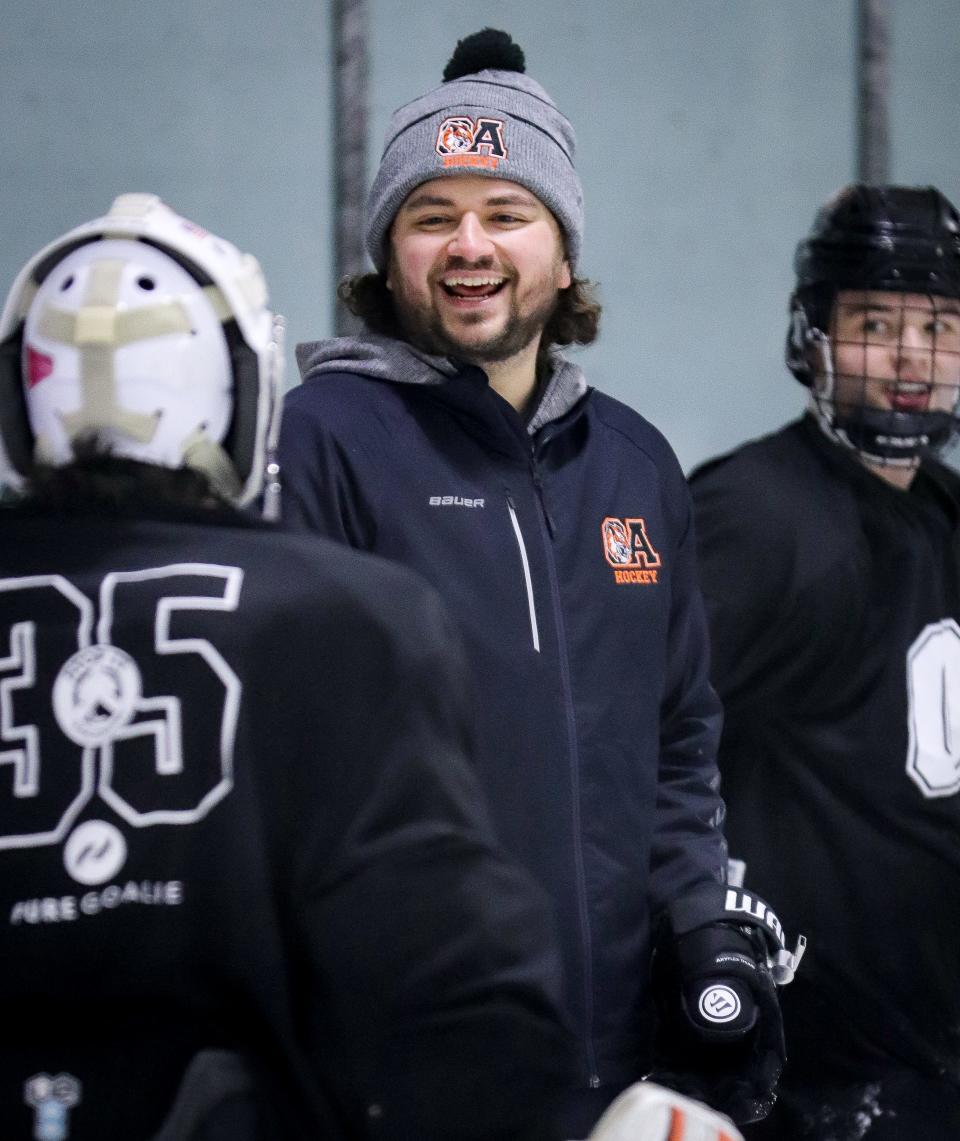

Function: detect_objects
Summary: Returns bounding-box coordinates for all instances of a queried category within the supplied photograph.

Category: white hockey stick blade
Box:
[585,1081,744,1141]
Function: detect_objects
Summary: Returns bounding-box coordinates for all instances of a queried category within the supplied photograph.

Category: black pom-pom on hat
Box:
[442,28,526,82]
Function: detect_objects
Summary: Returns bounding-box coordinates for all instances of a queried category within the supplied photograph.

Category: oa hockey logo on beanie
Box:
[365,28,584,272]
[435,116,508,170]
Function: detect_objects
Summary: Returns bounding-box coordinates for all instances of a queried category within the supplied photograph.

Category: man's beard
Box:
[391,276,560,365]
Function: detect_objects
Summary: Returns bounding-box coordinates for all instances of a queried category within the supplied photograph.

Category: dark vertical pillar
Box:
[333,0,369,335]
[857,0,890,184]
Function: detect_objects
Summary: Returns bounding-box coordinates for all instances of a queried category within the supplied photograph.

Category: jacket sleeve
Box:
[277,381,379,548]
[286,570,575,1140]
[649,486,728,910]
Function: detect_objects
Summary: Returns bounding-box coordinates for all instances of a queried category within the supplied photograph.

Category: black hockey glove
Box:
[649,884,805,1126]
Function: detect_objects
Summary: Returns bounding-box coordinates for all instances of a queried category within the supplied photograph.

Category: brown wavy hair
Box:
[338,271,602,366]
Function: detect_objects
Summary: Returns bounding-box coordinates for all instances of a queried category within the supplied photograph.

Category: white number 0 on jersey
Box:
[0,564,242,850]
[906,618,960,798]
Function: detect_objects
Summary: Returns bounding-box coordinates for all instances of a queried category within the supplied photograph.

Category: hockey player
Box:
[690,184,960,1138]
[0,194,576,1140]
[278,28,799,1136]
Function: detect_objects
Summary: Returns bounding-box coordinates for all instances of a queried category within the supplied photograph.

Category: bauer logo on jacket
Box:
[435,116,508,170]
[602,516,661,585]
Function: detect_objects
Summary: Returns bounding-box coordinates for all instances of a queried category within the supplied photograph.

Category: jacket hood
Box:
[295,335,588,434]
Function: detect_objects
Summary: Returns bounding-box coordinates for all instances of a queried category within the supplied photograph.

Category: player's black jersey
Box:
[0,503,572,1140]
[690,414,960,1080]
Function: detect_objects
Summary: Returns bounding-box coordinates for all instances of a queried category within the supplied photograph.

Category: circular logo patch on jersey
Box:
[63,819,127,885]
[698,984,742,1024]
[53,644,141,746]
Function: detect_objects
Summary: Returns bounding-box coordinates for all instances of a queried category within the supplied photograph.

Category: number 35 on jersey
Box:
[0,564,243,866]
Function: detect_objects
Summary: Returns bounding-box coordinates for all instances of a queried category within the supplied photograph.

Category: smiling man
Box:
[384,179,572,409]
[279,28,794,1137]
[690,185,960,1139]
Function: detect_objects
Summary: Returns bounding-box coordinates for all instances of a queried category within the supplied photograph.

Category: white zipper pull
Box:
[506,495,541,653]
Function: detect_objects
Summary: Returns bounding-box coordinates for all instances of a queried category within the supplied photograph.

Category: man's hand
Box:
[676,921,766,1041]
[648,884,803,1125]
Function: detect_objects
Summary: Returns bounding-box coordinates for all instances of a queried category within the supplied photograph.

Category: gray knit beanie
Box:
[365,28,583,273]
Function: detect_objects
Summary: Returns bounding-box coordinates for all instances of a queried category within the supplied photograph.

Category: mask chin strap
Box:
[181,429,241,501]
[806,326,855,452]
[789,305,844,446]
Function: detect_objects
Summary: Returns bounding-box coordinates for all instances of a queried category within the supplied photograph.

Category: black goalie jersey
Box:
[690,414,960,1084]
[0,503,571,1141]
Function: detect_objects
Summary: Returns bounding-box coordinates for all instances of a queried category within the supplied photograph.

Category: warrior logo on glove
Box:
[699,985,742,1025]
[649,883,806,1125]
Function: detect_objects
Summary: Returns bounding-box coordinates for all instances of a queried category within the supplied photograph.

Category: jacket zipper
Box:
[506,495,541,652]
[528,465,601,1089]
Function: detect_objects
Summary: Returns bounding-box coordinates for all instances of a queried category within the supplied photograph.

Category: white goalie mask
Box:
[23,238,234,472]
[0,194,284,511]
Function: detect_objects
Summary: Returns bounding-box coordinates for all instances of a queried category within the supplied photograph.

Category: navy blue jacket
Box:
[279,339,727,1089]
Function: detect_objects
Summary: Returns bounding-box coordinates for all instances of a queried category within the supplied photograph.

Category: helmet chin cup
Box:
[831,405,956,464]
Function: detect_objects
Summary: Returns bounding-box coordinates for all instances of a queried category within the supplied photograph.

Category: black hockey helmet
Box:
[785,185,960,462]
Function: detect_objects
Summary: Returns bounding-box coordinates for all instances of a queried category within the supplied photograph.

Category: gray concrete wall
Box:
[1,0,332,401]
[3,1,958,473]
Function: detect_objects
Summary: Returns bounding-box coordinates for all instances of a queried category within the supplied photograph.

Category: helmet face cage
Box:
[786,185,960,464]
[0,194,283,509]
